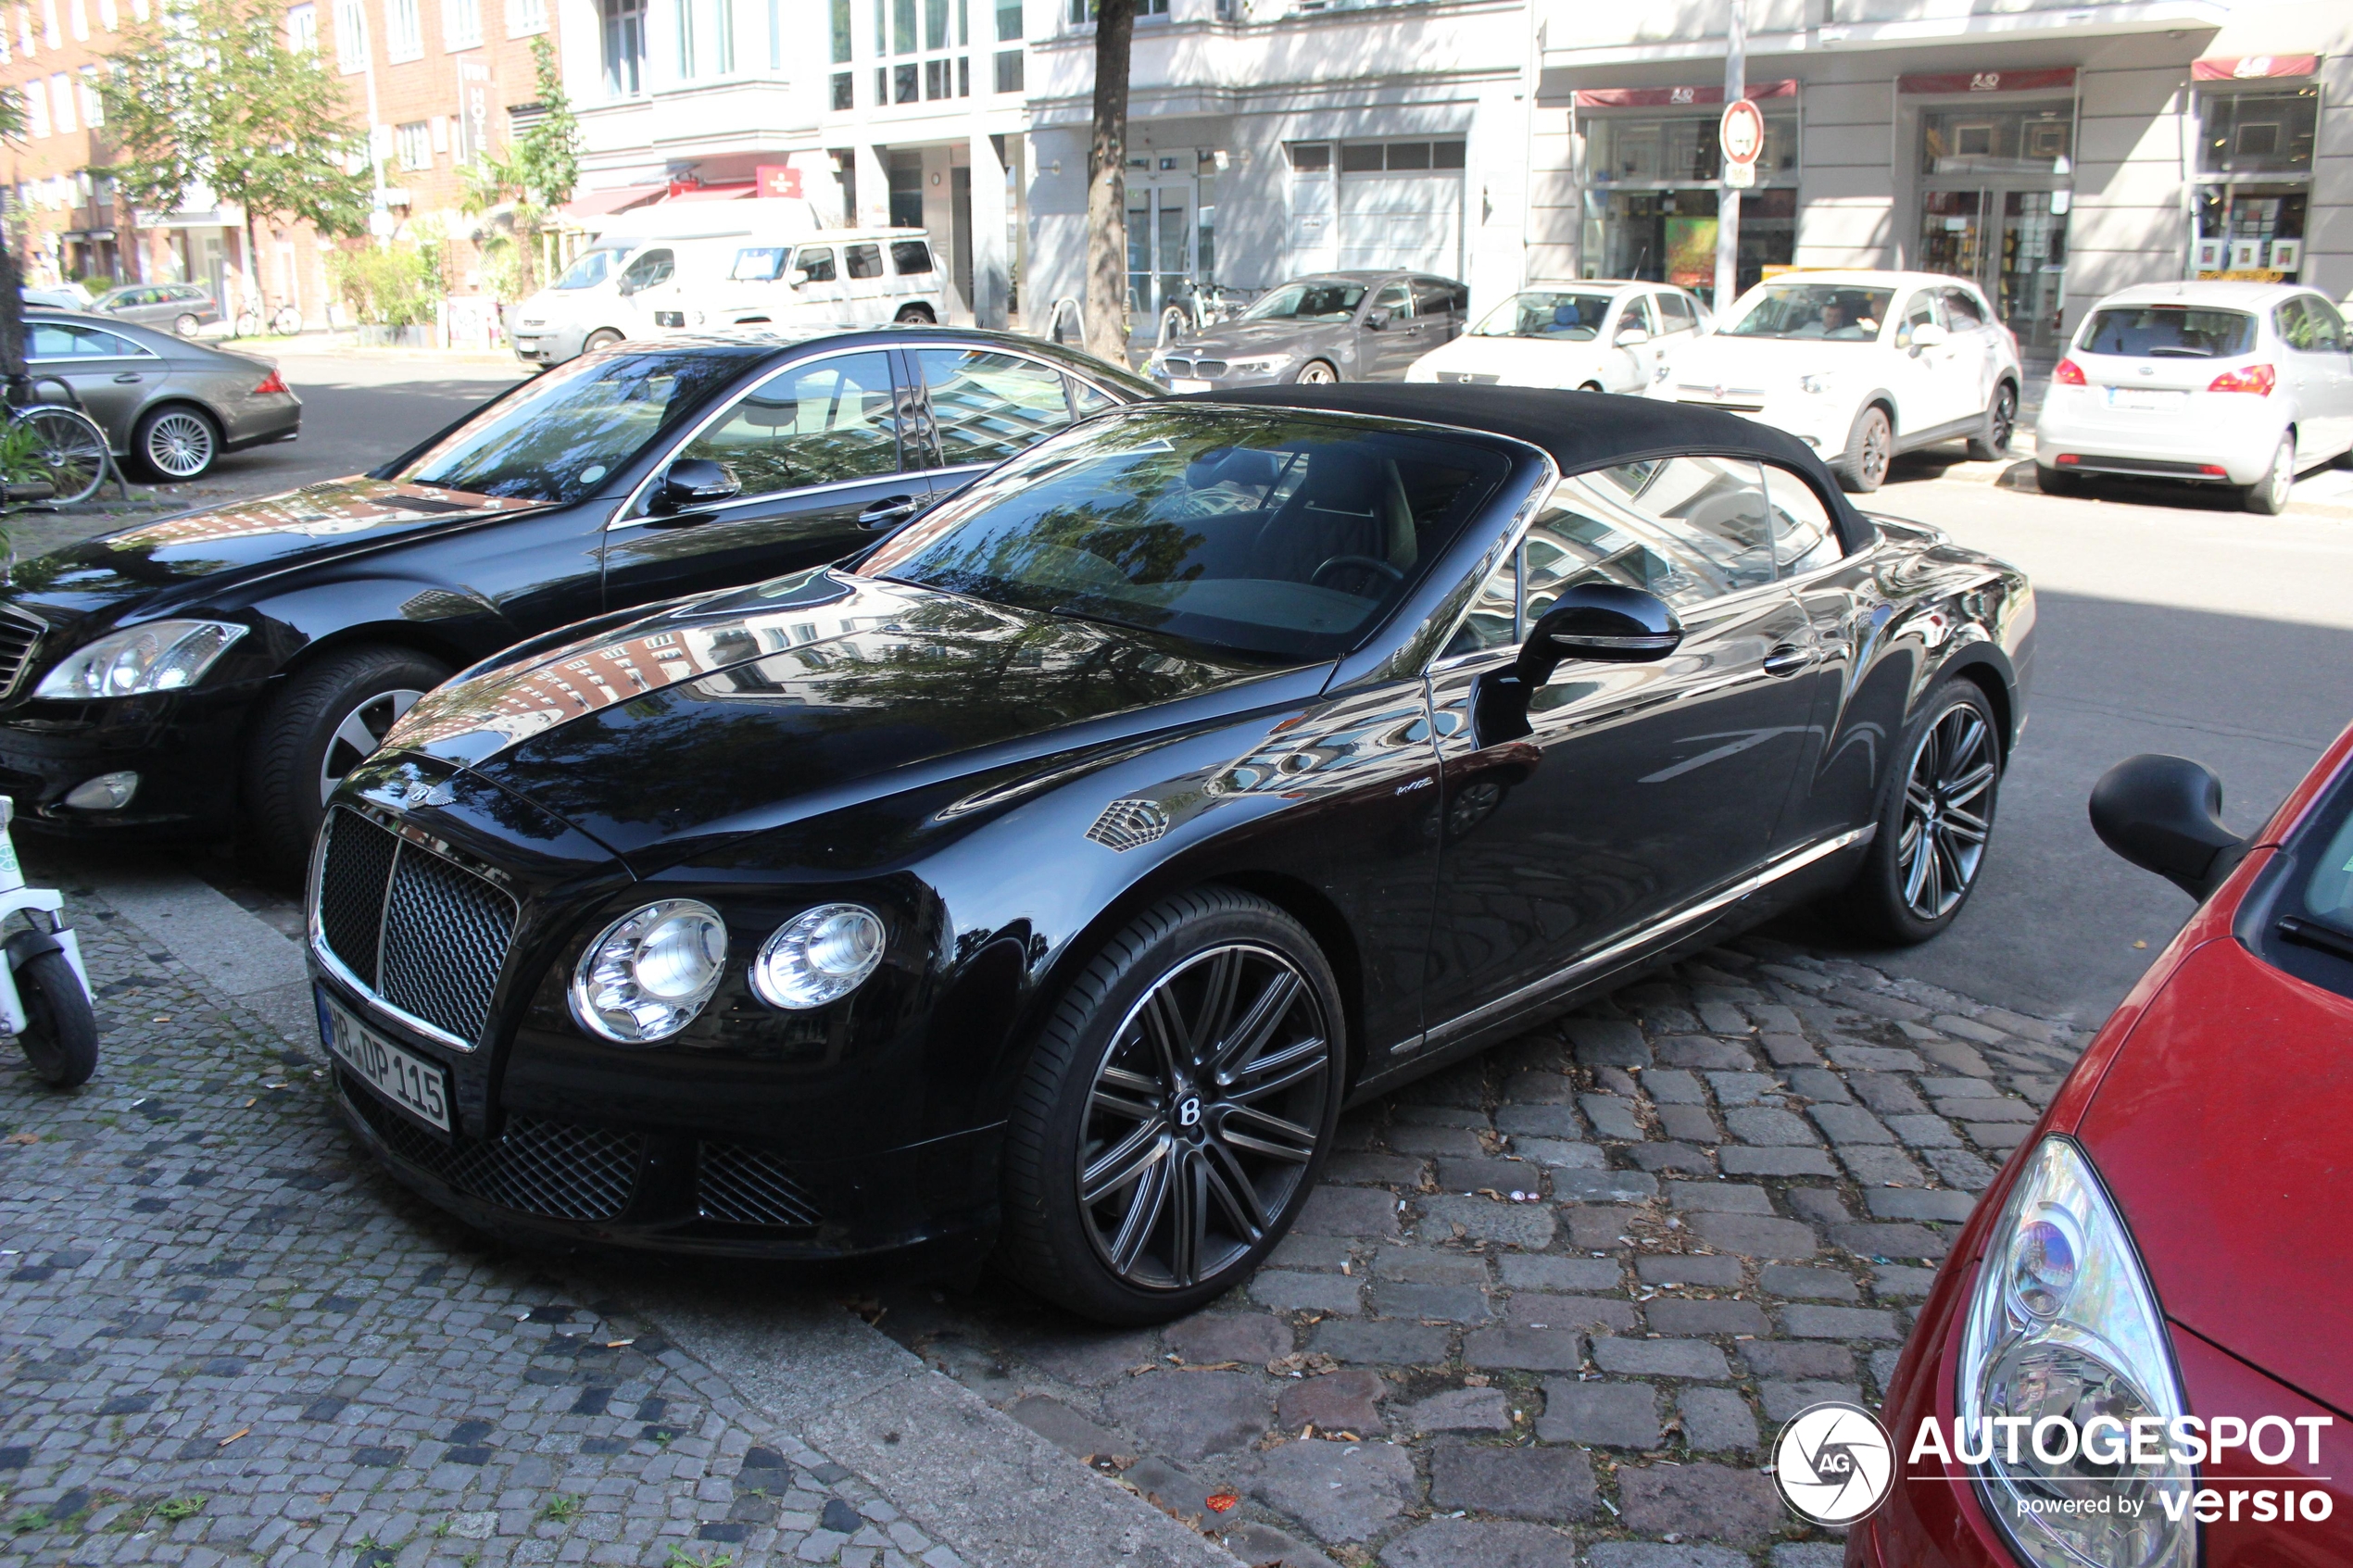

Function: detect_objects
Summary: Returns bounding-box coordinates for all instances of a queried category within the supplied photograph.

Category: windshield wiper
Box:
[2278,914,2353,962]
[2146,346,2213,358]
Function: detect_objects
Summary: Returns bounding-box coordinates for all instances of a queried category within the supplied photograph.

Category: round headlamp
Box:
[570,899,729,1043]
[752,904,886,1010]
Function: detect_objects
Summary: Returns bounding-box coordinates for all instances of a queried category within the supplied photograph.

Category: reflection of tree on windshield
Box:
[1241,282,1367,322]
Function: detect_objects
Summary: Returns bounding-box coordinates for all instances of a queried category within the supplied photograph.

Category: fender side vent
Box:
[1086,798,1170,852]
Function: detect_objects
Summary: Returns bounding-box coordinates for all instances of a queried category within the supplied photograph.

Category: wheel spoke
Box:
[1137,988,1187,1085]
[1165,1149,1203,1286]
[1218,1103,1317,1162]
[1943,759,1996,806]
[1212,970,1302,1078]
[1187,948,1242,1065]
[1225,1036,1329,1102]
[330,709,382,761]
[1200,1139,1268,1243]
[1107,1155,1170,1275]
[1081,1120,1170,1205]
[1901,825,1933,909]
[1941,809,1989,847]
[1092,1064,1163,1122]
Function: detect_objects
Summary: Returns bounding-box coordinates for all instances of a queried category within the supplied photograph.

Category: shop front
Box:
[2189,55,2318,285]
[1573,82,1798,308]
[1906,70,2078,352]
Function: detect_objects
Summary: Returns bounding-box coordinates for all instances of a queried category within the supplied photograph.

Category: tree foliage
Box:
[459,35,581,300]
[100,0,371,245]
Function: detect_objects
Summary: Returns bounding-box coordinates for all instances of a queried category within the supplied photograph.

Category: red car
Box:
[1858,720,2353,1568]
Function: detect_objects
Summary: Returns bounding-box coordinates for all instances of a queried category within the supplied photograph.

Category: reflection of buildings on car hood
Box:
[105,484,535,550]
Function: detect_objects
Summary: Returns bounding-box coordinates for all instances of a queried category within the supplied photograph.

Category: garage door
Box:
[1335,140,1466,278]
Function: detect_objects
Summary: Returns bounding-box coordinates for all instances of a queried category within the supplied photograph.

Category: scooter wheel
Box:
[17,949,96,1088]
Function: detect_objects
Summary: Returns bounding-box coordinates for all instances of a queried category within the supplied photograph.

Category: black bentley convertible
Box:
[308,385,2033,1323]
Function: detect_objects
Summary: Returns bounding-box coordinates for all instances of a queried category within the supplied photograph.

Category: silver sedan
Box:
[25,309,300,481]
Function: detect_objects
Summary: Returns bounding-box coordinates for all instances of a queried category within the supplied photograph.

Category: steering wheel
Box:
[1311,555,1405,592]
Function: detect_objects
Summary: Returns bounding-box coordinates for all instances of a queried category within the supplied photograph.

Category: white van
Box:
[637,229,948,336]
[508,196,829,367]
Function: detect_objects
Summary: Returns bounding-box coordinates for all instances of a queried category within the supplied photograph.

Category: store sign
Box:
[2192,55,2319,81]
[1897,69,2077,95]
[1574,80,1796,109]
[754,165,803,199]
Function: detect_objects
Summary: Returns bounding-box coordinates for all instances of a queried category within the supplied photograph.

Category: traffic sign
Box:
[1720,97,1766,173]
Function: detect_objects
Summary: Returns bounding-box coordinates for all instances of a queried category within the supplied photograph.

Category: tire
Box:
[1832,404,1893,493]
[1294,360,1339,385]
[998,887,1346,1324]
[1830,680,2004,946]
[271,306,302,335]
[242,645,450,879]
[16,948,97,1089]
[1579,381,1604,394]
[133,404,220,482]
[894,304,937,324]
[233,309,262,338]
[2035,465,2083,497]
[583,329,623,352]
[173,312,202,337]
[1966,381,2017,461]
[17,408,109,504]
[2244,435,2295,516]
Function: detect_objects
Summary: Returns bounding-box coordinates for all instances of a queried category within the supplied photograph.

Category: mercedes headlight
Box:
[570,899,729,1043]
[751,903,886,1010]
[1231,355,1294,376]
[35,620,248,699]
[1957,1135,2195,1568]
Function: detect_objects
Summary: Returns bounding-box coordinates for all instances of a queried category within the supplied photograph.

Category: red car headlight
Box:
[1953,1135,2196,1568]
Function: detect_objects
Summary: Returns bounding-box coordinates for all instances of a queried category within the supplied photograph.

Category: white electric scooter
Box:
[0,796,96,1087]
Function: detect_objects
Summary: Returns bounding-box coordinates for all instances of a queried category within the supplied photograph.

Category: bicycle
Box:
[233,301,304,338]
[4,375,111,508]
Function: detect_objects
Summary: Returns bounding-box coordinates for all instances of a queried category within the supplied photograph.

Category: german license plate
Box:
[2107,386,2186,412]
[1168,378,1212,393]
[320,993,451,1133]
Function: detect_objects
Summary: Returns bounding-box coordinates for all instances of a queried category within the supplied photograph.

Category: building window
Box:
[66,0,82,40]
[829,0,848,58]
[505,0,546,33]
[892,61,914,101]
[396,119,431,169]
[602,0,644,95]
[384,0,422,59]
[24,76,48,136]
[2197,87,2315,176]
[285,2,316,49]
[995,0,1015,36]
[992,47,1019,94]
[2194,83,2318,284]
[95,0,112,30]
[887,159,921,226]
[48,69,70,132]
[923,56,946,97]
[333,0,366,71]
[1066,0,1157,21]
[831,70,852,108]
[442,0,481,47]
[677,0,732,79]
[1919,106,2070,176]
[1579,107,1798,308]
[77,61,98,122]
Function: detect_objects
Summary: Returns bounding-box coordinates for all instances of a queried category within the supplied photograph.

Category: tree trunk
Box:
[0,201,26,388]
[1082,0,1136,366]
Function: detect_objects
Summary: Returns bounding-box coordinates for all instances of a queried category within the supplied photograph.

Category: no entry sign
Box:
[1721,97,1764,188]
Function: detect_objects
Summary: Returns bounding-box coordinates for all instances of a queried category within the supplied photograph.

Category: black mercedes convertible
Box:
[308,384,2033,1323]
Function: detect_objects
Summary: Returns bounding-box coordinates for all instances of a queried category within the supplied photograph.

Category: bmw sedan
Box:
[0,328,1153,873]
[1145,272,1468,389]
[305,384,2035,1323]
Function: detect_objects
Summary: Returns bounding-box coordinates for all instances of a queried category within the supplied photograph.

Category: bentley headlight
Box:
[570,899,729,1042]
[1957,1135,2195,1568]
[35,620,248,699]
[752,903,886,1010]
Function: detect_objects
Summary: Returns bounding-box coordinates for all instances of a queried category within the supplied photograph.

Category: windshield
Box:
[1240,281,1368,324]
[553,249,625,290]
[2080,306,2256,358]
[1723,284,1894,341]
[2252,760,2353,1001]
[732,245,788,282]
[860,408,1509,660]
[392,347,765,504]
[1472,291,1622,341]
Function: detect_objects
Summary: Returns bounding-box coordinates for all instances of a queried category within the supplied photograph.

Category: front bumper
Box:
[512,326,585,366]
[0,685,255,834]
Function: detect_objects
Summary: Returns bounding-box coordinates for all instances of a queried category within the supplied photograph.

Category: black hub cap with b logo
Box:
[1076,944,1335,1291]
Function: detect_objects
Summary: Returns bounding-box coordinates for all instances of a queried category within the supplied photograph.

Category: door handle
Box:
[1763,645,1818,677]
[859,495,921,528]
[113,372,143,383]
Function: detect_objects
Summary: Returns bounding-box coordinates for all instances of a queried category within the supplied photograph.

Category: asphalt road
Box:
[206,350,529,493]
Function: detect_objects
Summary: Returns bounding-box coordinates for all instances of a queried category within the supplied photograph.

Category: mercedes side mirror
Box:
[1908,321,1949,349]
[1365,307,1392,331]
[1517,583,1683,686]
[2089,754,2247,900]
[650,457,741,516]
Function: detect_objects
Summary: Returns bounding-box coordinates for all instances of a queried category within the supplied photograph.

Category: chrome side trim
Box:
[1421,823,1877,1048]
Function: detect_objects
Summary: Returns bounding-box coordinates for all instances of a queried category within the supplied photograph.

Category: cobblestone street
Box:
[2,869,2084,1568]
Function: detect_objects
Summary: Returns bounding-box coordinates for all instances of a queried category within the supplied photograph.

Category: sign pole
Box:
[1714,0,1744,313]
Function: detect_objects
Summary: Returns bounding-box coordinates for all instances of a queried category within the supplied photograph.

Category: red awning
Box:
[556,183,664,223]
[1574,80,1797,109]
[661,184,759,204]
[2193,54,2319,82]
[1897,68,2076,95]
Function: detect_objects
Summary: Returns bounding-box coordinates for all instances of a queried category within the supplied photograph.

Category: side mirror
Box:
[1365,307,1392,331]
[1517,583,1683,686]
[1909,320,1949,349]
[2088,754,2246,900]
[1617,326,1652,346]
[650,457,741,516]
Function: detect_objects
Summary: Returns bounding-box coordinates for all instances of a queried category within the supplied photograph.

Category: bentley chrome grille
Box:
[313,807,517,1048]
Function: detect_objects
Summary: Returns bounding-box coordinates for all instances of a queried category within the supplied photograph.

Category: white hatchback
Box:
[1655,270,2022,492]
[2034,282,2353,515]
[1403,282,1709,394]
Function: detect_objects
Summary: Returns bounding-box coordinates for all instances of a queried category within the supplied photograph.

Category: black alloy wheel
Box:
[1000,888,1344,1323]
[242,644,451,880]
[1968,382,2017,461]
[1834,405,1893,493]
[1833,680,2003,945]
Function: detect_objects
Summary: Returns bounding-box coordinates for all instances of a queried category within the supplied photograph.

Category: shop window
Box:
[1919,106,2071,175]
[2197,88,2316,176]
[1586,112,1795,184]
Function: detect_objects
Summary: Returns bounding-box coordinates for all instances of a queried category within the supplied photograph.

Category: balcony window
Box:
[893,0,912,50]
[993,46,1018,93]
[677,0,734,78]
[602,0,645,95]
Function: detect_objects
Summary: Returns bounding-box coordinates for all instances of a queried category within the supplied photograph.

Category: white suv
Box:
[1655,270,2022,492]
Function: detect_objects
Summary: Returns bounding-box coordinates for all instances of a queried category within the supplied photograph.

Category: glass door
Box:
[1919,190,1986,280]
[1126,181,1196,323]
[1995,191,2068,351]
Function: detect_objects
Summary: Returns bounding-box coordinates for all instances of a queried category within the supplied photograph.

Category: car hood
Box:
[382,570,1301,869]
[2075,933,2353,1416]
[1416,335,1610,382]
[0,477,550,628]
[1178,320,1348,358]
[1666,335,1889,388]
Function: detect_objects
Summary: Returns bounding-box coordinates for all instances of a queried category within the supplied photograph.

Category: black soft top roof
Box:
[1184,383,1876,554]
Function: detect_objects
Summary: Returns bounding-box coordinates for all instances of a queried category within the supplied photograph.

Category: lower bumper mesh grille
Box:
[344,1075,642,1223]
[698,1142,823,1229]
